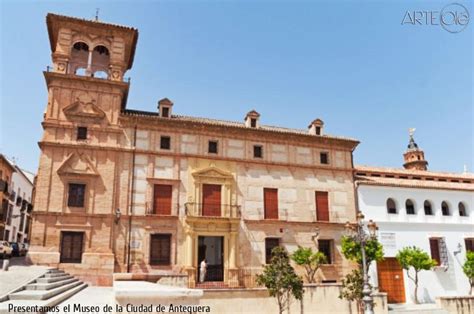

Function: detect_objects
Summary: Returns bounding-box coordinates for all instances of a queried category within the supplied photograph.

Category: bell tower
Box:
[403,128,428,171]
[46,13,138,81]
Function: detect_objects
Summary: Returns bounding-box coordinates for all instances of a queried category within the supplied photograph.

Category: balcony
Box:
[16,196,22,207]
[145,203,179,217]
[9,190,16,202]
[185,203,241,219]
[21,200,28,211]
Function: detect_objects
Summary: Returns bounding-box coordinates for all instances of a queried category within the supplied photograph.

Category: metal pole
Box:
[361,238,374,314]
[126,125,137,273]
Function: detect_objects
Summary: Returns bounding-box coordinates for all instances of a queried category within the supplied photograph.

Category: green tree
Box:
[396,246,437,304]
[341,236,384,273]
[291,246,327,283]
[257,246,304,314]
[463,251,474,295]
[339,236,384,312]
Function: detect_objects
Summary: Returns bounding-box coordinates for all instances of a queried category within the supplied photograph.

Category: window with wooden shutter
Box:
[265,238,280,264]
[202,184,221,217]
[429,238,441,266]
[60,231,84,263]
[153,185,172,215]
[316,191,329,221]
[264,188,278,220]
[150,234,171,265]
[67,183,86,207]
[465,238,474,252]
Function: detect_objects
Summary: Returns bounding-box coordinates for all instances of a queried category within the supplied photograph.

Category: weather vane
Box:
[408,128,416,138]
[95,8,100,21]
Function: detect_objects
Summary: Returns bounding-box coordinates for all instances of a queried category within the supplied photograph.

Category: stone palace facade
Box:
[28,14,360,286]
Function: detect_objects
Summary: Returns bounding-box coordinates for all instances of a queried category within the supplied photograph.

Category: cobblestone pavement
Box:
[48,286,114,313]
[0,257,49,298]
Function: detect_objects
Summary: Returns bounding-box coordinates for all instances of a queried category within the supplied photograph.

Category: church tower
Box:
[29,14,139,285]
[403,128,428,171]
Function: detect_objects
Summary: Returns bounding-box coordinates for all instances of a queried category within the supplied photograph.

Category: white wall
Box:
[358,184,474,303]
[5,166,34,243]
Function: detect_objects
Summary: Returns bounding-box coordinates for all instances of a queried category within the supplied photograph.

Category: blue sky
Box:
[0,0,472,174]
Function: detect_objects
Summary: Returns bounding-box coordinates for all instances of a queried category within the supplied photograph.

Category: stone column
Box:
[228,231,239,288]
[184,230,196,288]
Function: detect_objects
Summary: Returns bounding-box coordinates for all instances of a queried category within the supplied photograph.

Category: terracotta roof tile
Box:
[121,109,359,143]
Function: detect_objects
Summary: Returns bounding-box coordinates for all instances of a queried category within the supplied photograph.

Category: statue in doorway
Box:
[200,258,207,283]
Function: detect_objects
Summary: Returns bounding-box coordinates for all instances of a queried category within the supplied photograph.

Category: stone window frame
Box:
[62,176,92,213]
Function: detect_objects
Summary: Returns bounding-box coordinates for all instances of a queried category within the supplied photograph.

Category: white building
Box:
[356,133,474,304]
[4,160,34,244]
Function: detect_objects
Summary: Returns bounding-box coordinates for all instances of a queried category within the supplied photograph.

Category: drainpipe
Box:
[351,145,360,219]
[126,124,137,273]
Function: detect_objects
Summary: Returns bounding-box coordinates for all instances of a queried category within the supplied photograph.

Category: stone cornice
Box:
[119,113,359,151]
[38,141,355,173]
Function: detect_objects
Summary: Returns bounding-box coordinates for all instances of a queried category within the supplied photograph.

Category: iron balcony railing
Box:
[9,190,16,202]
[145,203,179,216]
[184,202,241,219]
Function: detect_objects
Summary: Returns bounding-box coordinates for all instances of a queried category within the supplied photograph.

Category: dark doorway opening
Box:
[198,236,224,282]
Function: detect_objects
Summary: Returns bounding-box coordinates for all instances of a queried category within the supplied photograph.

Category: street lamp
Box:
[114,208,121,224]
[345,212,378,314]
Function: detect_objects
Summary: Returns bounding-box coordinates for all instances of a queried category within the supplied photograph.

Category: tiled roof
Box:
[355,165,474,180]
[46,13,137,32]
[121,109,359,144]
[355,165,474,191]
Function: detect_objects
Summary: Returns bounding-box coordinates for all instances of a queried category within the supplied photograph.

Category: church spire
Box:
[403,128,428,171]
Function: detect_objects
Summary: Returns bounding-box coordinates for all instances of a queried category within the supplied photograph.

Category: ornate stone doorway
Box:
[198,236,224,282]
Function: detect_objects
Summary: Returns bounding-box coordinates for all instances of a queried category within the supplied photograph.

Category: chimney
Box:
[308,119,324,135]
[244,110,260,128]
[157,98,173,118]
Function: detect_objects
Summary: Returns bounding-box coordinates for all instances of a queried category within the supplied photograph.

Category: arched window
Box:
[441,201,450,216]
[70,42,89,75]
[386,198,397,214]
[424,200,433,215]
[406,199,415,215]
[459,202,468,217]
[91,45,110,78]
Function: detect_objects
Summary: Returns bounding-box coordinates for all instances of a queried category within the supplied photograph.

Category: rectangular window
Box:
[315,191,329,222]
[150,234,171,265]
[320,152,329,164]
[67,183,86,207]
[264,188,278,220]
[429,238,441,266]
[60,231,84,263]
[153,185,172,215]
[318,239,333,264]
[208,141,218,154]
[250,118,257,128]
[253,145,263,158]
[315,126,321,135]
[77,127,88,140]
[465,238,474,252]
[160,136,171,150]
[265,238,280,264]
[162,107,169,118]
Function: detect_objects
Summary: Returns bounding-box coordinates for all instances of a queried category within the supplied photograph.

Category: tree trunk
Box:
[470,281,473,296]
[414,272,419,304]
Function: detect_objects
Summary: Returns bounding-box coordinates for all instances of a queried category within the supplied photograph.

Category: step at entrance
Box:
[0,269,87,314]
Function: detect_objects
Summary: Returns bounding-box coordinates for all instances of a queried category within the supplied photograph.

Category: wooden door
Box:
[315,191,329,221]
[60,232,84,263]
[202,184,221,216]
[377,258,406,303]
[153,184,172,215]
